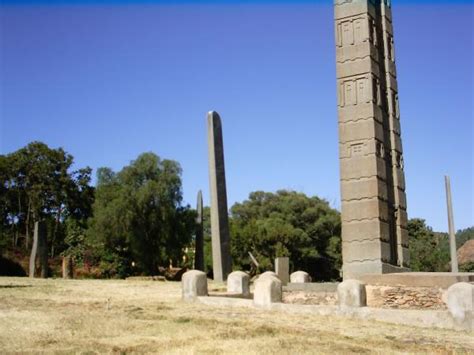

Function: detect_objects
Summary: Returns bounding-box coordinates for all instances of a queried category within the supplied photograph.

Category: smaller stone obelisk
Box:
[445,176,459,272]
[194,190,205,271]
[207,111,232,282]
[29,221,48,278]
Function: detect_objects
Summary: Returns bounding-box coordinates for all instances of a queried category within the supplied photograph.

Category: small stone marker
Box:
[337,279,367,308]
[29,221,48,278]
[227,271,250,296]
[254,274,282,307]
[182,270,208,301]
[445,282,473,329]
[194,190,205,271]
[62,256,74,279]
[290,271,311,283]
[275,257,289,286]
[259,271,279,279]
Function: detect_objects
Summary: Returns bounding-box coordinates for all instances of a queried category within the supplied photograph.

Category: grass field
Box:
[0,277,473,354]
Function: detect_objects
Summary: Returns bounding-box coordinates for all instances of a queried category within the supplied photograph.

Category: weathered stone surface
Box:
[62,256,74,279]
[194,190,204,271]
[259,271,279,280]
[29,221,48,278]
[182,270,208,301]
[275,257,289,286]
[227,271,250,296]
[207,111,232,282]
[254,275,282,307]
[337,279,367,308]
[290,271,311,284]
[366,285,446,310]
[359,272,474,289]
[335,0,409,278]
[445,282,473,329]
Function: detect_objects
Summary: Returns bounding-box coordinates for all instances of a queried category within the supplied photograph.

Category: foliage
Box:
[229,190,341,281]
[408,218,450,272]
[459,262,474,272]
[87,152,195,277]
[456,227,474,249]
[0,142,94,258]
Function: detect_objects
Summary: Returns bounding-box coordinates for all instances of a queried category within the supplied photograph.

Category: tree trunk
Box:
[25,200,31,249]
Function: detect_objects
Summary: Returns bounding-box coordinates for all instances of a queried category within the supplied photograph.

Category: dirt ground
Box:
[0,277,473,354]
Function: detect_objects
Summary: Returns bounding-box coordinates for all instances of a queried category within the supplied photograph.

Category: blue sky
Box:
[0,0,472,232]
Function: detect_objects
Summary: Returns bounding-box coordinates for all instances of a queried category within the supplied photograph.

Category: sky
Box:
[0,0,472,232]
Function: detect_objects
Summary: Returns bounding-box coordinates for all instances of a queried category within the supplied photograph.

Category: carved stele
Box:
[195,190,205,271]
[207,111,232,282]
[29,221,48,278]
[335,0,409,278]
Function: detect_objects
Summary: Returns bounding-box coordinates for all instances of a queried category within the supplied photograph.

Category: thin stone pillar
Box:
[195,190,205,271]
[207,111,232,282]
[335,0,409,278]
[29,221,48,278]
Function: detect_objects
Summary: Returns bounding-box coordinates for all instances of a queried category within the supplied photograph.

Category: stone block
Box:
[339,118,384,143]
[182,270,208,301]
[343,219,390,243]
[342,239,391,263]
[254,275,282,307]
[341,198,389,222]
[340,156,386,181]
[338,103,383,124]
[227,271,250,296]
[290,271,311,283]
[337,57,379,80]
[259,271,279,279]
[445,282,474,329]
[341,178,388,202]
[275,257,289,286]
[337,279,367,308]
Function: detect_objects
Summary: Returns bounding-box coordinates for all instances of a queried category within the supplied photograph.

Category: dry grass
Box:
[0,277,473,354]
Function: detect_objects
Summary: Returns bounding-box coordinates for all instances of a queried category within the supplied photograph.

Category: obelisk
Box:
[194,190,205,271]
[335,0,409,278]
[29,221,48,278]
[207,111,232,282]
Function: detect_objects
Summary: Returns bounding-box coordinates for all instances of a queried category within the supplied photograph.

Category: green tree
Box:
[456,227,474,249]
[408,218,450,272]
[87,153,194,277]
[0,142,94,257]
[229,190,341,281]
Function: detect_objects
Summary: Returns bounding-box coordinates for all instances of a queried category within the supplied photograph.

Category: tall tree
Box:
[0,141,94,256]
[229,190,341,281]
[87,153,194,277]
[408,218,450,272]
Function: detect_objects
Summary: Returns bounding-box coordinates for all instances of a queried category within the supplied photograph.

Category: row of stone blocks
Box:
[182,270,311,304]
[182,270,474,330]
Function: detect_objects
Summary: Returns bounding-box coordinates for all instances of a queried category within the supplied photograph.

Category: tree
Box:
[229,190,341,281]
[408,218,450,272]
[0,142,94,258]
[87,152,194,277]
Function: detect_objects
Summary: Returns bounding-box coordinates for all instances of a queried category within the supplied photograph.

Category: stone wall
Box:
[366,286,446,310]
[283,286,447,310]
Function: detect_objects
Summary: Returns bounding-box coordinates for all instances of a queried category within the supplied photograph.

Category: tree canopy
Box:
[229,190,341,281]
[0,141,94,257]
[87,152,195,277]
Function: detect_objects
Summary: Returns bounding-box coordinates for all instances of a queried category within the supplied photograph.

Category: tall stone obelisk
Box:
[194,190,205,271]
[335,0,409,278]
[207,111,232,282]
